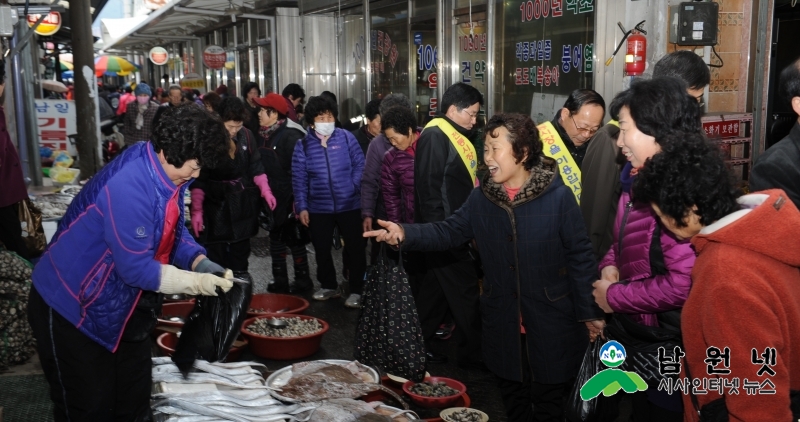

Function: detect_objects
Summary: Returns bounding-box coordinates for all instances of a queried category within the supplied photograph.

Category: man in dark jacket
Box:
[751,58,800,209]
[414,82,484,367]
[580,51,710,260]
[550,89,605,170]
[351,98,382,155]
[152,84,185,128]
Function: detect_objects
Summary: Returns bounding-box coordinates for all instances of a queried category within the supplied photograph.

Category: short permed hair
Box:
[633,134,740,228]
[151,104,229,170]
[242,82,261,97]
[365,98,382,120]
[380,106,416,136]
[653,50,711,91]
[202,92,222,112]
[379,94,413,115]
[304,96,336,126]
[282,83,305,100]
[609,77,703,143]
[484,113,542,171]
[217,97,250,123]
[441,82,484,114]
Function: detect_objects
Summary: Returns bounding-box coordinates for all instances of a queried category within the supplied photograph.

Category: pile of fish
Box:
[246,317,322,338]
[151,358,419,421]
[30,194,74,220]
[442,409,484,422]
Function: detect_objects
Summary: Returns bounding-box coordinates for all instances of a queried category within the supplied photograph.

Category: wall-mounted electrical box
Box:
[669,2,719,46]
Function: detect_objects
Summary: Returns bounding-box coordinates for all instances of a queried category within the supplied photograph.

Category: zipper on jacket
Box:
[503,205,525,381]
[323,146,337,212]
[617,201,633,257]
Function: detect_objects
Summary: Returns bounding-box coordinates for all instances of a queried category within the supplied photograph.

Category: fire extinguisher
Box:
[625,30,647,76]
[604,20,648,74]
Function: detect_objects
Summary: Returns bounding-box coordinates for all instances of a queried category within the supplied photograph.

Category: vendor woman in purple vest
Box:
[28,105,234,421]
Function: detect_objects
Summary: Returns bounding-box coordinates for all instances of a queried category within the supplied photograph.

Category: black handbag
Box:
[566,340,603,422]
[354,244,427,382]
[603,310,682,386]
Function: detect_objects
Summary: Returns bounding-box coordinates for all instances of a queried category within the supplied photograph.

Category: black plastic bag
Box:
[354,244,427,382]
[172,276,252,375]
[566,339,603,422]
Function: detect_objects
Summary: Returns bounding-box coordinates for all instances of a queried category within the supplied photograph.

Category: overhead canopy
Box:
[102,0,265,52]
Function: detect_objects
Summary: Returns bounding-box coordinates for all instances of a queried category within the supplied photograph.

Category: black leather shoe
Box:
[426,351,448,364]
[268,281,289,293]
[289,278,313,294]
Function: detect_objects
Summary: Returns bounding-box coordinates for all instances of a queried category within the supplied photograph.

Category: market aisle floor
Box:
[0,230,507,421]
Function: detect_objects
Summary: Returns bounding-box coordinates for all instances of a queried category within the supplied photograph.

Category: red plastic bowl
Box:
[246,293,310,318]
[158,302,196,328]
[240,314,329,360]
[156,332,248,362]
[402,377,467,409]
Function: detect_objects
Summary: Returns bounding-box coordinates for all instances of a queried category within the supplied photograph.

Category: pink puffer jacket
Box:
[598,190,696,326]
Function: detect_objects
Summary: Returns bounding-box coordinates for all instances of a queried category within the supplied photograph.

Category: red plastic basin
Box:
[156,332,248,362]
[402,377,467,409]
[246,293,310,318]
[240,314,329,360]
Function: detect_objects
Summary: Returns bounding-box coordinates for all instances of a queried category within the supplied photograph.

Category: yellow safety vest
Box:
[424,118,479,187]
[537,121,582,203]
[608,119,619,127]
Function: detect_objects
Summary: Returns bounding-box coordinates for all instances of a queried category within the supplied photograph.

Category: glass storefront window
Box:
[370,2,409,99]
[411,18,436,124]
[237,22,248,47]
[338,12,366,126]
[259,46,273,92]
[492,0,595,122]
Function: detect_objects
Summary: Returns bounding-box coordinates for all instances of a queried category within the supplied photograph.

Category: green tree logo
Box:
[580,340,648,400]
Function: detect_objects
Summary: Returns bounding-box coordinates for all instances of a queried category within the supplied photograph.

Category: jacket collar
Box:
[481,156,558,208]
[145,142,180,194]
[436,114,476,139]
[285,118,307,135]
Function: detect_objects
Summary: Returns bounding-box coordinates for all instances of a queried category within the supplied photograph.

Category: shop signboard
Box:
[27,12,61,36]
[180,73,206,93]
[35,100,77,157]
[500,0,595,121]
[203,45,226,70]
[149,47,169,66]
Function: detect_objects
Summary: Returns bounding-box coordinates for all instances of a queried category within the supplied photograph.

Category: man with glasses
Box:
[413,82,484,369]
[580,50,710,260]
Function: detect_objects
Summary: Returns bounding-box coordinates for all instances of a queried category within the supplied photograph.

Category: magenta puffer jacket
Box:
[598,190,696,326]
[381,142,416,224]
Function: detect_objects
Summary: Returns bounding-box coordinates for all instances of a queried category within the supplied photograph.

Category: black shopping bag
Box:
[566,339,603,422]
[354,244,427,382]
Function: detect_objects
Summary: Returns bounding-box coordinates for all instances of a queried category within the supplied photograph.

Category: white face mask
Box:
[315,122,335,137]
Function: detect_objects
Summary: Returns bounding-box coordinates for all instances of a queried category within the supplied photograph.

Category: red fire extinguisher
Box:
[625,30,647,76]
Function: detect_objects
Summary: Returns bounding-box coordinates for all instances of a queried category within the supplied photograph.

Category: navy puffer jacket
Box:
[292,128,365,214]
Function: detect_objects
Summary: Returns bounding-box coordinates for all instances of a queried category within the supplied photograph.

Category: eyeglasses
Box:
[569,114,600,136]
[460,108,479,119]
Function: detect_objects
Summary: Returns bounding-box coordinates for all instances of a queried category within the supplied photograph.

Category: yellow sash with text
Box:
[424,118,479,187]
[537,121,582,203]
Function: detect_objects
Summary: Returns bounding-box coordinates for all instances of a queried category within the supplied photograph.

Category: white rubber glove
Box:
[158,265,234,296]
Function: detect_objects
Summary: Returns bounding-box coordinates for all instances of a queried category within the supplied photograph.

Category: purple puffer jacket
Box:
[598,189,696,326]
[361,134,392,219]
[381,141,417,224]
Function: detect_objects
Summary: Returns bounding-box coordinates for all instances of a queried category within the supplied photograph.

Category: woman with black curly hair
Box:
[28,105,233,421]
[366,113,604,422]
[591,77,703,420]
[190,97,276,281]
[633,139,800,421]
[292,96,366,307]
